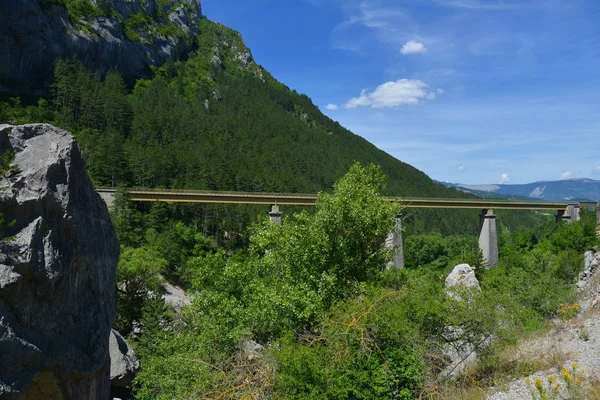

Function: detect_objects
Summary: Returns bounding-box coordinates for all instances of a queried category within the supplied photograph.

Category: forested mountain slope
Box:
[0,5,463,197]
[0,0,497,235]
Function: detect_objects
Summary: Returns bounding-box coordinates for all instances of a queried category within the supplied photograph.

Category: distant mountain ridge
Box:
[440,178,600,202]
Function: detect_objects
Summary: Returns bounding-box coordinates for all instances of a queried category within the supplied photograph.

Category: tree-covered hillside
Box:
[0,7,541,237]
[49,19,464,197]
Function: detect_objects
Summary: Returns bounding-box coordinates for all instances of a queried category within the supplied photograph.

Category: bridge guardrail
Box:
[96,188,573,210]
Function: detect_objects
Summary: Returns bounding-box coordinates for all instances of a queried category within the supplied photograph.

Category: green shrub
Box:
[123,13,154,42]
[273,289,425,400]
[115,246,168,334]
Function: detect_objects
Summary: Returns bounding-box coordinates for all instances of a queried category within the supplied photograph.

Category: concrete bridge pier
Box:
[555,209,567,223]
[565,203,581,223]
[478,209,498,269]
[597,202,600,225]
[269,204,282,225]
[385,213,404,269]
[98,190,115,210]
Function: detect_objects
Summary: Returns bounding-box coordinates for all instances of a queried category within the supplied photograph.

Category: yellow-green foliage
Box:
[40,0,110,24]
[123,12,154,42]
[558,303,580,320]
[526,364,586,400]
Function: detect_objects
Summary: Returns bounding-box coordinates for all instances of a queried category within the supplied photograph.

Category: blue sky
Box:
[203,0,600,185]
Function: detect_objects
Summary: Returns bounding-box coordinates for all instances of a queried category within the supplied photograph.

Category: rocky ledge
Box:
[0,0,202,98]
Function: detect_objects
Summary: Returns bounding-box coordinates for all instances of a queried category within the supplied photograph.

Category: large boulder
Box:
[445,263,481,301]
[445,263,481,291]
[109,330,139,388]
[442,264,482,378]
[0,124,119,399]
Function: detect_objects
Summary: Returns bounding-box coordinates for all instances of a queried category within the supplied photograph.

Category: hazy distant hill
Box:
[440,178,600,202]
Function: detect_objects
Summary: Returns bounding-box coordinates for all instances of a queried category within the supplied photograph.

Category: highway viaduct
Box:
[97,188,598,269]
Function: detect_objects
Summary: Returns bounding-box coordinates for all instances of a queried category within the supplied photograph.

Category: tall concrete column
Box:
[478,209,498,269]
[556,209,566,223]
[268,204,282,225]
[565,203,580,223]
[597,202,600,226]
[97,190,115,210]
[385,213,404,269]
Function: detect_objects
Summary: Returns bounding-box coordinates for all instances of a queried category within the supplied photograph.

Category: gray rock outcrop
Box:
[577,248,600,312]
[0,0,202,98]
[162,281,191,312]
[443,264,482,378]
[109,330,139,388]
[577,248,600,289]
[445,263,481,298]
[0,124,119,399]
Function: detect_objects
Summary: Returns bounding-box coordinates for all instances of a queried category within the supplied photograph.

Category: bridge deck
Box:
[96,188,571,210]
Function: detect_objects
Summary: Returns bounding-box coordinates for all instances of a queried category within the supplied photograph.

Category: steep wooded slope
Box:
[1,1,484,234]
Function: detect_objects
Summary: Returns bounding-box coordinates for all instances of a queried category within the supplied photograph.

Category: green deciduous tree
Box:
[133,163,403,398]
[115,246,168,334]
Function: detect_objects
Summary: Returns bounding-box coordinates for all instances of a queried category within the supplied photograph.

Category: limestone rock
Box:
[584,249,596,271]
[577,249,600,289]
[0,124,119,399]
[109,330,139,388]
[442,264,482,377]
[161,282,192,312]
[0,0,201,98]
[577,249,600,312]
[441,326,479,378]
[445,263,481,292]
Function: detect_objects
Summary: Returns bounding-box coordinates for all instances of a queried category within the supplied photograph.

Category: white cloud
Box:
[325,104,339,110]
[592,166,600,175]
[331,2,418,52]
[401,40,427,55]
[499,173,509,184]
[433,0,521,11]
[343,79,440,109]
[456,164,465,171]
[560,171,573,179]
[436,88,445,95]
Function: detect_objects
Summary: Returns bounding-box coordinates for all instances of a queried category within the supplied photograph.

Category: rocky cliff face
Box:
[0,0,202,98]
[0,124,119,399]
